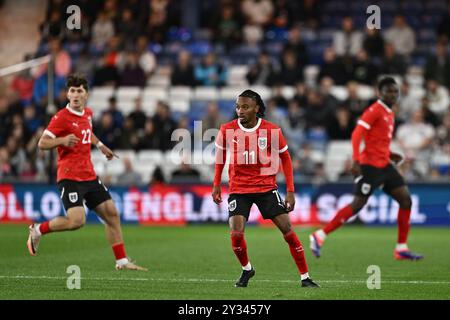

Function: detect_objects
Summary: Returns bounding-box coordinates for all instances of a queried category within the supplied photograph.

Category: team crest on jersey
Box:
[229,200,237,212]
[258,137,267,150]
[361,183,371,195]
[69,192,78,203]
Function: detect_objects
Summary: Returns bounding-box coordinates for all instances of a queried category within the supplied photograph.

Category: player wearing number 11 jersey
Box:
[26,74,146,271]
[212,90,319,288]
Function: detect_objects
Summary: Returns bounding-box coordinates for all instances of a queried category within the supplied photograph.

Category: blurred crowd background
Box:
[1,0,450,186]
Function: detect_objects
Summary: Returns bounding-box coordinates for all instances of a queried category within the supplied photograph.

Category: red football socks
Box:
[283,230,308,274]
[39,221,51,235]
[323,204,354,234]
[397,208,411,244]
[230,231,249,266]
[112,243,127,260]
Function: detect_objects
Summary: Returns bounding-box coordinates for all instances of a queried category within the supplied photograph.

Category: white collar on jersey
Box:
[238,117,262,132]
[66,104,85,116]
[377,99,392,113]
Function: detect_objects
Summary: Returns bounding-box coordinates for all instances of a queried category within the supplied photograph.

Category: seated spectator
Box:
[425,79,450,116]
[425,41,450,87]
[116,157,143,187]
[117,116,139,150]
[246,51,277,86]
[40,9,65,42]
[351,49,379,85]
[283,26,309,68]
[362,27,385,59]
[338,158,354,181]
[396,109,435,174]
[384,14,416,57]
[319,77,340,112]
[137,119,160,150]
[344,81,367,121]
[92,54,120,87]
[327,106,353,140]
[318,47,352,85]
[116,8,139,48]
[398,81,421,121]
[102,96,124,129]
[379,42,407,76]
[276,49,303,85]
[202,102,226,133]
[194,53,228,87]
[95,113,120,149]
[135,36,157,79]
[332,16,363,57]
[129,97,147,131]
[91,10,115,51]
[214,4,241,49]
[437,2,450,43]
[171,162,201,183]
[437,112,450,147]
[119,51,147,87]
[152,101,177,151]
[171,50,196,86]
[11,68,34,106]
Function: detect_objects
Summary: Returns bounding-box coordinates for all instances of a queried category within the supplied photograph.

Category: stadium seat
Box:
[116,87,142,102]
[248,85,271,100]
[330,86,349,101]
[219,87,244,100]
[169,86,193,100]
[325,141,353,181]
[143,87,168,102]
[170,99,190,113]
[193,87,219,100]
[137,150,164,166]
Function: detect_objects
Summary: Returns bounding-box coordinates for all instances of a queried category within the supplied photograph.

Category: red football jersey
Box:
[356,99,395,168]
[215,118,288,194]
[43,105,97,182]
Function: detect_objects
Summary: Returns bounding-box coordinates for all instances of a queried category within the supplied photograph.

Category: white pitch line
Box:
[1,275,450,285]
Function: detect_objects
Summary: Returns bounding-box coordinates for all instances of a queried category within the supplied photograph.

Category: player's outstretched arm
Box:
[91,133,118,161]
[38,133,80,150]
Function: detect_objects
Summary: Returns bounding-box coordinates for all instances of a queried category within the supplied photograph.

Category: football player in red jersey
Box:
[212,90,319,288]
[310,77,423,261]
[27,74,147,271]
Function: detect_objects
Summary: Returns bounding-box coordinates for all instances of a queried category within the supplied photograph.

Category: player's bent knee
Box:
[399,196,412,209]
[68,218,85,230]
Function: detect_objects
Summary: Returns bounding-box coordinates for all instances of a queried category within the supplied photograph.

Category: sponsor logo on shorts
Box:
[69,192,78,203]
[229,199,237,212]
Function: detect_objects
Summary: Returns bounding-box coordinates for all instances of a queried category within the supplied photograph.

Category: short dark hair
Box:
[66,74,89,92]
[378,77,397,91]
[238,89,266,117]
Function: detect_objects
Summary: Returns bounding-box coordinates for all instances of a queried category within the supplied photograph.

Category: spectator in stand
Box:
[352,49,379,85]
[425,79,450,117]
[92,53,120,87]
[437,2,450,43]
[135,35,157,79]
[116,8,139,48]
[398,81,421,121]
[117,116,139,150]
[319,77,340,112]
[129,97,147,131]
[437,112,450,147]
[318,47,352,85]
[283,26,309,68]
[202,102,226,133]
[333,16,363,57]
[384,14,416,57]
[95,112,121,149]
[362,28,385,59]
[297,0,320,30]
[343,81,367,121]
[214,4,241,50]
[116,157,143,187]
[304,89,331,130]
[425,41,450,87]
[171,50,196,86]
[246,51,277,86]
[194,53,228,87]
[11,68,34,105]
[276,49,304,85]
[40,9,65,42]
[327,106,353,140]
[91,10,115,51]
[119,51,147,87]
[137,119,159,151]
[171,162,201,183]
[73,47,96,84]
[379,42,407,76]
[102,96,124,130]
[396,109,435,176]
[142,6,169,44]
[152,101,177,151]
[0,147,13,181]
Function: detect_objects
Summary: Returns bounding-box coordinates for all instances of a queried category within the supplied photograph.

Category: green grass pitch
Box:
[1,224,449,299]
